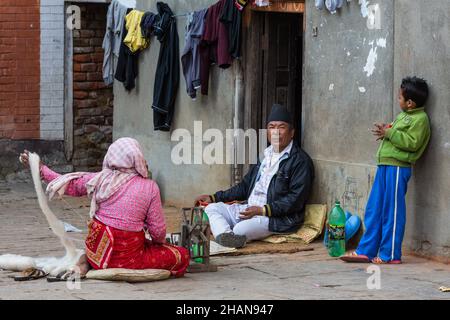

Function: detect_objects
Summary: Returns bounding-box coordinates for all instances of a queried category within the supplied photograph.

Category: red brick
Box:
[17,92,39,100]
[12,130,40,140]
[73,54,92,63]
[74,99,98,109]
[86,72,103,81]
[13,115,39,124]
[0,14,17,22]
[0,76,15,84]
[74,91,89,99]
[0,93,15,100]
[15,29,39,38]
[14,108,39,115]
[73,82,98,91]
[90,52,104,63]
[0,52,17,60]
[79,30,96,38]
[73,63,82,72]
[73,72,87,81]
[0,44,15,53]
[0,115,14,124]
[14,123,39,131]
[79,63,97,72]
[0,84,15,92]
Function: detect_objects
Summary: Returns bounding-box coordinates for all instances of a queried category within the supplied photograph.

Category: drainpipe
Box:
[232,60,244,185]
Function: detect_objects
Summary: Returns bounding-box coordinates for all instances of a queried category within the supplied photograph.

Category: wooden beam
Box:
[250,1,305,13]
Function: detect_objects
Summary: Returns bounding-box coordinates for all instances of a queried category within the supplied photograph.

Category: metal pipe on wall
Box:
[232,60,245,186]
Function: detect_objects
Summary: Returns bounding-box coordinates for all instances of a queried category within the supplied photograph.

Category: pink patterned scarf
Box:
[46,137,148,218]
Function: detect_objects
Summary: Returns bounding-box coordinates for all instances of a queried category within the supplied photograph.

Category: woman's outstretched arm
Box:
[40,165,97,197]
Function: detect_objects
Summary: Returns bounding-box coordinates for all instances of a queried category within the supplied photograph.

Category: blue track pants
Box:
[356,165,412,262]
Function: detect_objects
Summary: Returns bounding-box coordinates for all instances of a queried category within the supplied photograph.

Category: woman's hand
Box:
[19,150,43,169]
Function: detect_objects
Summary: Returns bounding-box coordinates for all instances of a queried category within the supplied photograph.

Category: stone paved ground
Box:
[0,181,449,300]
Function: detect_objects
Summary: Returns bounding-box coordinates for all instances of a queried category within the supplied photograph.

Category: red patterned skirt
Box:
[85,218,190,277]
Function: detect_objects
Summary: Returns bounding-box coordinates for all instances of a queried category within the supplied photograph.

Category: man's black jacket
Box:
[213,143,315,233]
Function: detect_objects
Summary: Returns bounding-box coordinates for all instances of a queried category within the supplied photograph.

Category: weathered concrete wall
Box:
[395,0,450,262]
[113,0,235,206]
[303,0,394,219]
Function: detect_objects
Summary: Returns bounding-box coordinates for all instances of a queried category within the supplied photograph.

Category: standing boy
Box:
[341,76,431,264]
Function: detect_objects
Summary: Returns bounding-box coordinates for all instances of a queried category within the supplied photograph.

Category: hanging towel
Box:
[102,0,128,85]
[123,10,149,53]
[181,9,207,99]
[152,2,179,131]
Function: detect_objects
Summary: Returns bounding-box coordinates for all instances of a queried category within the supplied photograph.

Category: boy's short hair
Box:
[401,76,429,108]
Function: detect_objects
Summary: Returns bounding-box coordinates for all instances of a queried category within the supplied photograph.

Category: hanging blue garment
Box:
[318,0,346,13]
[325,0,338,14]
[315,0,325,10]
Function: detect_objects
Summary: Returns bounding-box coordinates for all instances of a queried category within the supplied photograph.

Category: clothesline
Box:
[172,13,190,18]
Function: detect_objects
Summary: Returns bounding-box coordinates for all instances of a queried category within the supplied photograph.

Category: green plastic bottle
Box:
[327,201,346,257]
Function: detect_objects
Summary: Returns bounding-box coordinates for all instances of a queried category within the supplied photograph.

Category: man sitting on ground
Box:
[195,104,315,248]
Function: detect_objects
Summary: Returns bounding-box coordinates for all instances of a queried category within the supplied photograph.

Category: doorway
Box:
[244,10,304,148]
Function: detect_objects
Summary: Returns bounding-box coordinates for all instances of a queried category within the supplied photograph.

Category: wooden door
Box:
[261,12,303,143]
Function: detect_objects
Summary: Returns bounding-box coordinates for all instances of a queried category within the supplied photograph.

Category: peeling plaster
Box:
[363,37,387,77]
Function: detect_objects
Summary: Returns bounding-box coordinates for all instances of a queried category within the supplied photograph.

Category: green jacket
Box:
[377,107,431,167]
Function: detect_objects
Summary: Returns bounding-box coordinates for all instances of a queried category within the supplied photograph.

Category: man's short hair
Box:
[401,76,429,108]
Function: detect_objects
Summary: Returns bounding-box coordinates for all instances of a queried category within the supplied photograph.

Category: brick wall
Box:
[0,0,40,140]
[40,0,64,140]
[72,3,113,172]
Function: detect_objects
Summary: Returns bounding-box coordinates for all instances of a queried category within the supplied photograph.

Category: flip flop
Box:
[340,252,370,263]
[47,270,85,282]
[14,268,48,281]
[371,257,402,265]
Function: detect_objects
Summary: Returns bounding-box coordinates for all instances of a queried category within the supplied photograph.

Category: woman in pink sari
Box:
[20,138,189,278]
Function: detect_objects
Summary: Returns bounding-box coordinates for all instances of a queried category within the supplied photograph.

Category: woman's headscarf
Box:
[46,137,148,218]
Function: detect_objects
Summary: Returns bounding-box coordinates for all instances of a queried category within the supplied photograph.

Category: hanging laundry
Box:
[220,0,244,59]
[140,11,158,39]
[114,8,139,91]
[152,2,179,131]
[235,0,249,11]
[253,0,270,7]
[124,10,149,52]
[181,9,208,100]
[315,0,325,10]
[316,0,346,14]
[102,0,129,85]
[199,0,232,96]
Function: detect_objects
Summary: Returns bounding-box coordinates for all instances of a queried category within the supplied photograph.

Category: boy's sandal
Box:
[14,268,48,281]
[371,257,402,264]
[340,251,370,263]
[47,270,86,282]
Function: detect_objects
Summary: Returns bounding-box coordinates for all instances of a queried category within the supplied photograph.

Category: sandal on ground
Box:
[46,270,86,282]
[340,251,370,263]
[371,257,402,265]
[14,268,48,281]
